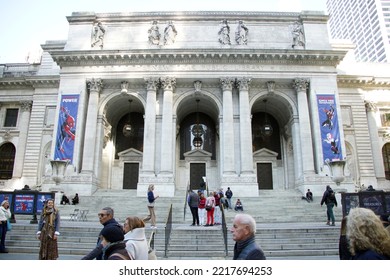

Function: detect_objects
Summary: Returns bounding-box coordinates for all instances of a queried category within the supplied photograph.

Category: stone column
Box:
[13,101,32,178]
[237,77,254,174]
[365,101,386,179]
[220,77,236,175]
[142,77,159,175]
[159,77,176,175]
[293,78,315,175]
[81,78,103,173]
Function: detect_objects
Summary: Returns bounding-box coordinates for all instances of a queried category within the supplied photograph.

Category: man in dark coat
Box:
[231,213,266,260]
[82,207,122,260]
[320,185,337,226]
[187,189,200,226]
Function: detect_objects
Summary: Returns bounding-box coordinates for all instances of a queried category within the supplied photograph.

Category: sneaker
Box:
[326,221,330,225]
[331,223,335,226]
[150,226,157,229]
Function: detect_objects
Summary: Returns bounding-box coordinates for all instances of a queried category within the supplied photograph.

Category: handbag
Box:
[205,205,212,211]
[7,219,12,231]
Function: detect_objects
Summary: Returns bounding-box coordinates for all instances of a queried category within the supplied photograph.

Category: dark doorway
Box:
[123,163,139,189]
[190,163,205,190]
[257,163,273,190]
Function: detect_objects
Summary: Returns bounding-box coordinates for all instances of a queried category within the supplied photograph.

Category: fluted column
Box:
[82,78,103,173]
[142,77,159,175]
[237,77,254,174]
[159,77,176,175]
[13,101,32,177]
[293,78,315,175]
[221,77,236,175]
[365,101,386,179]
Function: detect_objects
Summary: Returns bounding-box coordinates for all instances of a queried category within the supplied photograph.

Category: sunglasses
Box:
[98,213,108,217]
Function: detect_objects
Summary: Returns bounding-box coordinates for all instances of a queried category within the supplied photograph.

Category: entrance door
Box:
[190,163,205,190]
[123,163,139,189]
[257,163,273,190]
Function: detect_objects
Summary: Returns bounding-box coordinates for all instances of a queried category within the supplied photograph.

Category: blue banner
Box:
[54,94,79,163]
[317,94,343,162]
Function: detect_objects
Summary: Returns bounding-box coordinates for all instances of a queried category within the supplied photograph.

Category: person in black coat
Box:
[81,207,122,260]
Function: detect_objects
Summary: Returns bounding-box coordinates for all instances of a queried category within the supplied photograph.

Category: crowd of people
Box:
[1,183,390,261]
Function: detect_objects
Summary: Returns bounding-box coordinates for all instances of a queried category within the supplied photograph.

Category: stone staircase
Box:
[5,188,342,259]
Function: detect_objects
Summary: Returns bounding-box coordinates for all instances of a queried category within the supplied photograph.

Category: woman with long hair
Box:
[347,207,390,260]
[36,199,60,260]
[143,184,159,229]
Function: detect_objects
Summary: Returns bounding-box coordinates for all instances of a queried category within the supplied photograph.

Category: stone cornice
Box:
[49,49,346,67]
[0,76,60,89]
[337,75,390,89]
[67,11,327,23]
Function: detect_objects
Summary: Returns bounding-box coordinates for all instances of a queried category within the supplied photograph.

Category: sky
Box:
[0,0,327,63]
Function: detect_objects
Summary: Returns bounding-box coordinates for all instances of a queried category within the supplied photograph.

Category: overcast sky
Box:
[0,0,327,63]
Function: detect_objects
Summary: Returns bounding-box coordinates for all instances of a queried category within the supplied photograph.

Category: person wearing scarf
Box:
[36,199,60,260]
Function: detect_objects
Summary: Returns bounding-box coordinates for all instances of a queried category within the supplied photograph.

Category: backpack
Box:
[328,191,335,202]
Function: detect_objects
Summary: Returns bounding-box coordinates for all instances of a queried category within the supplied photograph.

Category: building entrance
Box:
[190,163,206,190]
[123,163,139,189]
[257,163,273,190]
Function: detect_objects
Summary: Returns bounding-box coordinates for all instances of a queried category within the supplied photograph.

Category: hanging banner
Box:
[317,94,343,162]
[54,94,79,163]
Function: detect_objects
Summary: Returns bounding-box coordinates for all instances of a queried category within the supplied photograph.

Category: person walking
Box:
[82,206,121,260]
[143,184,159,229]
[36,199,60,260]
[101,226,131,260]
[320,185,337,226]
[347,207,390,260]
[187,189,199,226]
[230,213,266,260]
[225,187,233,209]
[123,216,148,260]
[0,200,12,253]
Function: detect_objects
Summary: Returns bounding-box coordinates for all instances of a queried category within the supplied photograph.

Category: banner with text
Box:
[317,94,343,162]
[54,94,79,163]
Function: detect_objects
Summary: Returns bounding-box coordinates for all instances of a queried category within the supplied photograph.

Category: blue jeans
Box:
[0,221,8,251]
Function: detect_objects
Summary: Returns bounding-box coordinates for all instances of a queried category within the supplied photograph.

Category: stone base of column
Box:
[221,174,258,197]
[137,174,175,197]
[41,173,99,196]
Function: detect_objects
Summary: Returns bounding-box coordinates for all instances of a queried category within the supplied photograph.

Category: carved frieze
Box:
[235,20,248,45]
[218,20,231,45]
[91,21,105,49]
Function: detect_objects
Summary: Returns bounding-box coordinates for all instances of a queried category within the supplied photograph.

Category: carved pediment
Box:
[184,149,212,160]
[118,148,143,161]
[253,148,278,159]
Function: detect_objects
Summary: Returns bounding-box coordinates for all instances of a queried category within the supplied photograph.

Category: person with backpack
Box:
[320,185,338,226]
[225,187,233,209]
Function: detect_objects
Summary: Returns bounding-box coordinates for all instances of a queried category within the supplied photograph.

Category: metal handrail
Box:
[164,203,173,258]
[183,181,190,220]
[221,205,229,256]
[148,230,155,250]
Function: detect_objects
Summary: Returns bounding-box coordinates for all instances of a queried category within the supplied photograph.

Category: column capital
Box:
[160,77,176,91]
[20,100,32,112]
[144,77,160,91]
[293,78,309,92]
[220,77,235,91]
[236,77,252,91]
[365,100,378,112]
[87,78,103,93]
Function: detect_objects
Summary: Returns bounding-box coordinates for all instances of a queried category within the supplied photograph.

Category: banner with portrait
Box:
[54,94,79,163]
[317,94,343,162]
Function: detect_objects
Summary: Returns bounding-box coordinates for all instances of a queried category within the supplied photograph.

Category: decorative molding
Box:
[236,77,252,91]
[293,78,309,91]
[49,50,347,68]
[145,77,160,91]
[20,100,33,111]
[160,76,176,91]
[220,77,235,91]
[87,78,103,93]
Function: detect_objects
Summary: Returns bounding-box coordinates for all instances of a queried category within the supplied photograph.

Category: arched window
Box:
[0,143,16,179]
[382,143,390,180]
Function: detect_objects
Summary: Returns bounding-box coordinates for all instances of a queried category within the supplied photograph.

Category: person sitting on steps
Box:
[234,199,244,211]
